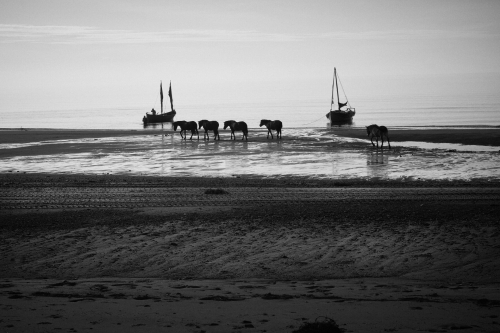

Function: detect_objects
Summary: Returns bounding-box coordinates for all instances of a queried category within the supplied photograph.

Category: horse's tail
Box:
[276,120,283,130]
[379,126,388,135]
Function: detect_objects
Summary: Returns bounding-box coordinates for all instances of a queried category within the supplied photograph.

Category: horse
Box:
[223,120,248,141]
[259,119,283,139]
[173,121,199,140]
[198,120,220,141]
[366,124,391,149]
[173,121,187,138]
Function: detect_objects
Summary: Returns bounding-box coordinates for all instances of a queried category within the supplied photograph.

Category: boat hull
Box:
[143,110,176,123]
[326,110,355,123]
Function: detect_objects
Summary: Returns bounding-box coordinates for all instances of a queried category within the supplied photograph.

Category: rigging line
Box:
[303,114,326,126]
[337,75,351,108]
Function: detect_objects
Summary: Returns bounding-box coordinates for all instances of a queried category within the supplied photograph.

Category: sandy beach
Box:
[1,128,500,332]
[1,172,500,332]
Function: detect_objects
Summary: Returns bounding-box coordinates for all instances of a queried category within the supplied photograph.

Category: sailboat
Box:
[325,68,355,123]
[143,81,176,124]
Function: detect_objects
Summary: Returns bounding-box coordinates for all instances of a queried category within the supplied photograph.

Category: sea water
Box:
[1,92,499,130]
[1,129,499,180]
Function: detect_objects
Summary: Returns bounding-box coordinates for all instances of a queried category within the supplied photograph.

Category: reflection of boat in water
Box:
[326,68,355,124]
[143,81,176,124]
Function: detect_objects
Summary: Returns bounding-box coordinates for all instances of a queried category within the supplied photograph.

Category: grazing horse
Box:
[366,124,391,149]
[198,120,220,140]
[259,119,283,139]
[223,120,248,141]
[173,121,199,140]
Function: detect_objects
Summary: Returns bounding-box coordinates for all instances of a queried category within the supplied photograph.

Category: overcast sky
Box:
[1,0,499,111]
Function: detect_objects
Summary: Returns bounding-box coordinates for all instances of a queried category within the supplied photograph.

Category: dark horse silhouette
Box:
[198,120,220,140]
[173,121,199,140]
[223,120,248,141]
[366,124,391,149]
[259,119,283,139]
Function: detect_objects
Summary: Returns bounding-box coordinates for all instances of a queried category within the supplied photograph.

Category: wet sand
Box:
[1,127,500,181]
[1,174,500,332]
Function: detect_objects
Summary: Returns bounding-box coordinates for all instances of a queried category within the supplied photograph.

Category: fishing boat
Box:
[325,68,355,123]
[143,81,176,124]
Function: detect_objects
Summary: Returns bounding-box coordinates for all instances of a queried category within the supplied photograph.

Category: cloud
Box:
[0,24,495,44]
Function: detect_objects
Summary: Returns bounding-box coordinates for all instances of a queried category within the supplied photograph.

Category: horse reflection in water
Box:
[367,150,390,178]
[198,120,220,141]
[367,151,389,165]
[259,119,283,139]
[366,124,391,149]
[223,120,248,141]
[173,121,199,140]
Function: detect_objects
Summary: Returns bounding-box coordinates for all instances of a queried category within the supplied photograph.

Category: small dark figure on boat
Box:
[259,119,283,139]
[366,124,391,149]
[151,108,157,116]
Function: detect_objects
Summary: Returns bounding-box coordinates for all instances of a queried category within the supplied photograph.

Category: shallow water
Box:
[1,128,499,180]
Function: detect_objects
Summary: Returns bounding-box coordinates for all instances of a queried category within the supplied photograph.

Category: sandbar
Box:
[1,127,499,146]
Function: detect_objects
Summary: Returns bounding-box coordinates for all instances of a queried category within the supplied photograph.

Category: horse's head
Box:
[173,121,185,131]
[366,126,370,136]
[259,119,270,127]
[198,120,207,129]
[223,120,235,130]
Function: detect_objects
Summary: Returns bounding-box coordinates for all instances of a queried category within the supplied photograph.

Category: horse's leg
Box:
[386,135,391,149]
[370,136,375,147]
[270,129,273,139]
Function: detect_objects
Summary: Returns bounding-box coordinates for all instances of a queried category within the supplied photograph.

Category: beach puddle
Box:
[1,129,499,180]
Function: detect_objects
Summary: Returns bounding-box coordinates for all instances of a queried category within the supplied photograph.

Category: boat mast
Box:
[331,71,335,111]
[160,81,163,114]
[169,81,174,112]
[335,68,340,111]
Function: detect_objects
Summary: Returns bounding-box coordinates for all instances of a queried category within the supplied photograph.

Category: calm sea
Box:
[1,93,499,130]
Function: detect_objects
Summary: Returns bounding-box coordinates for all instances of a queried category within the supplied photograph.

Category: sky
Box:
[1,0,499,112]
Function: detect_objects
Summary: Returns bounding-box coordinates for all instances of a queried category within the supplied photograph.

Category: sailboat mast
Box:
[169,81,174,112]
[335,68,340,111]
[160,81,163,114]
[331,72,335,111]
